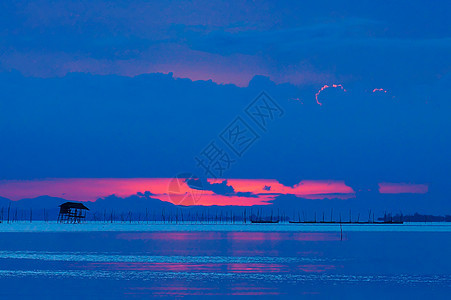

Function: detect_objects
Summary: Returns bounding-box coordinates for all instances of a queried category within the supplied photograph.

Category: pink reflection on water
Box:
[81,261,338,274]
[117,231,340,242]
[229,286,280,296]
[126,286,219,297]
[85,262,224,272]
[116,231,223,241]
[227,249,282,256]
[298,264,337,273]
[228,263,288,273]
[126,286,280,296]
[228,232,340,241]
[114,231,341,257]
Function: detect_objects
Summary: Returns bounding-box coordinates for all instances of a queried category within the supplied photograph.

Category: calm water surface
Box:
[0,227,450,299]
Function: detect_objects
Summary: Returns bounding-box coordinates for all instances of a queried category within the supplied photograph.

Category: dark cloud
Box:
[236,192,259,198]
[137,191,157,198]
[0,1,449,87]
[186,178,259,198]
[0,71,448,189]
[186,179,234,195]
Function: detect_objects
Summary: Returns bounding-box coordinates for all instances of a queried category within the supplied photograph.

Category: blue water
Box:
[0,228,450,299]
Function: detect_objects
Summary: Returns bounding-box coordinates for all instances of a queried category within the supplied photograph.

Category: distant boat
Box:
[289,221,338,224]
[251,220,280,224]
[372,220,403,224]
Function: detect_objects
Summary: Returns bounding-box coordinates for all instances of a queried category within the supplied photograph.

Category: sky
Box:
[0,1,449,210]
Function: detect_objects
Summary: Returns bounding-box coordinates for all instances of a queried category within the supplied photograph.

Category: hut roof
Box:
[59,202,90,210]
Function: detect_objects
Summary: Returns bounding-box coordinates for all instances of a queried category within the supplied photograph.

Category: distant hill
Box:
[0,192,449,222]
[11,195,69,209]
[0,196,10,206]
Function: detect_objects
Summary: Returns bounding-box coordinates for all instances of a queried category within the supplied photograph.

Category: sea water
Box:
[0,222,450,299]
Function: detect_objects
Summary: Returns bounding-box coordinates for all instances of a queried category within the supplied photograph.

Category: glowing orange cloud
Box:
[315,84,346,105]
[1,179,427,206]
[378,183,428,194]
[0,178,171,201]
[0,178,355,206]
[209,179,355,199]
[372,88,388,93]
